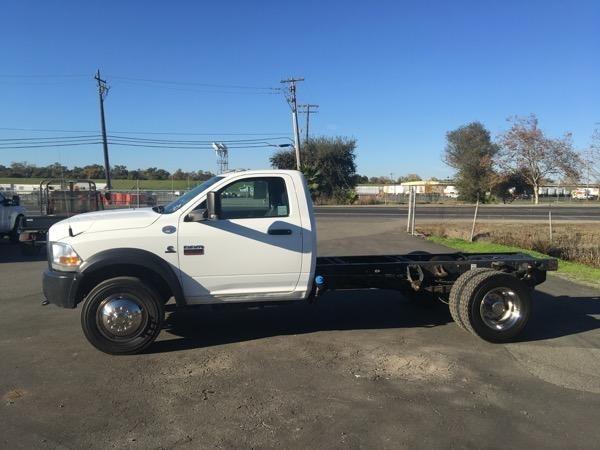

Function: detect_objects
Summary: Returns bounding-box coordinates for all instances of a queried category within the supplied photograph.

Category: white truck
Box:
[42,170,557,354]
[0,191,26,244]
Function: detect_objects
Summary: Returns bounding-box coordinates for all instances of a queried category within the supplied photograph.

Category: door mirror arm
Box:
[207,191,220,220]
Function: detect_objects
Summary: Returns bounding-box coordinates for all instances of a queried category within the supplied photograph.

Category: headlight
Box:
[50,242,82,272]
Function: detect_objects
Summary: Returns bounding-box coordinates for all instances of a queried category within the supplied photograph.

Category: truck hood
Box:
[49,208,161,241]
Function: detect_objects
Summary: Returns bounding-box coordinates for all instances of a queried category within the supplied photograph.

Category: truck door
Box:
[177,175,304,301]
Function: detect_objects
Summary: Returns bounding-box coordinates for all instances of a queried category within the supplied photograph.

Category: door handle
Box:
[268,228,292,235]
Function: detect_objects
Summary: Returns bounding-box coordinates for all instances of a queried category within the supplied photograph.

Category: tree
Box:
[400,173,422,182]
[269,150,297,171]
[497,115,581,204]
[270,136,357,203]
[585,128,600,184]
[82,164,105,179]
[111,165,129,179]
[444,122,498,202]
[354,174,369,184]
[490,170,531,203]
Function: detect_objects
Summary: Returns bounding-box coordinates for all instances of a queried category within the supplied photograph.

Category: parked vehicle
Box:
[571,188,599,200]
[0,192,26,243]
[42,170,558,354]
[20,179,104,254]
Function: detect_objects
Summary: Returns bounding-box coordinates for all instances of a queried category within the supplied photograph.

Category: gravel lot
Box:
[1,216,599,449]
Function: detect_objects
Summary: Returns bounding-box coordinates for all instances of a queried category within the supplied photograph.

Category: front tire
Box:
[81,277,164,355]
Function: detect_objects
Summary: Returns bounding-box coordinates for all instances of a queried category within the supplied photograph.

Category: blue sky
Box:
[1,0,599,178]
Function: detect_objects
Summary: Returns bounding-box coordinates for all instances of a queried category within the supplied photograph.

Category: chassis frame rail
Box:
[315,252,557,293]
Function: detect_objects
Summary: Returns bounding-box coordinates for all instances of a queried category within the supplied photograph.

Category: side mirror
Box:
[12,195,20,206]
[185,209,208,222]
[207,191,220,220]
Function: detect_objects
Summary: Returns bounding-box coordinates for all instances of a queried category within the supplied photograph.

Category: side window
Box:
[218,177,289,220]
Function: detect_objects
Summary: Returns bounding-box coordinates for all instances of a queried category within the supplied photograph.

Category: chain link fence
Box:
[9,189,183,213]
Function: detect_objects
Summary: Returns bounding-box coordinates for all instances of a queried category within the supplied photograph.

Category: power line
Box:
[0,135,291,145]
[108,75,281,91]
[0,141,284,150]
[0,135,101,142]
[0,127,290,136]
[105,135,292,144]
[0,74,280,93]
[0,74,89,78]
[112,79,281,95]
[0,141,102,149]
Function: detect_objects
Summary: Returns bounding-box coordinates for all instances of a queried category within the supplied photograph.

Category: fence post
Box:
[469,195,480,242]
[411,189,417,235]
[549,210,553,242]
[406,187,412,232]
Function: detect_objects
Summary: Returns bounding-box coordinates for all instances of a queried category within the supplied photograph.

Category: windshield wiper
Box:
[152,205,165,213]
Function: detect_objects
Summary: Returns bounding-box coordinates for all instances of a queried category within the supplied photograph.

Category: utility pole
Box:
[298,104,319,144]
[280,77,304,170]
[94,69,112,190]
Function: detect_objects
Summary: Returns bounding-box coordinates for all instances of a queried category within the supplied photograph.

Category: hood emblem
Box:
[162,226,176,234]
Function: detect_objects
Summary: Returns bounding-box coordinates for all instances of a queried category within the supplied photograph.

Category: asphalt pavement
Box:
[315,204,600,221]
[1,216,599,449]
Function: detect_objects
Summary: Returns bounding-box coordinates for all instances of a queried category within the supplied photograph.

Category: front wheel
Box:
[81,277,164,355]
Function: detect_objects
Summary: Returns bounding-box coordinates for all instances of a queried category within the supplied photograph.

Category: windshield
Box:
[159,176,224,214]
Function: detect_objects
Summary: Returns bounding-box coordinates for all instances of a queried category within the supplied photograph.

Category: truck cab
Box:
[43,170,317,353]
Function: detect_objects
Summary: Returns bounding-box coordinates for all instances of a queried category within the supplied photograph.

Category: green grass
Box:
[0,177,198,190]
[427,235,600,287]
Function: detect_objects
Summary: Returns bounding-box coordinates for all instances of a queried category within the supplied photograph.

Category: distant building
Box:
[356,179,456,199]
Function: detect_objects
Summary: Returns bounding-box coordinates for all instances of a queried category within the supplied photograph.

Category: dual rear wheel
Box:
[449,269,531,342]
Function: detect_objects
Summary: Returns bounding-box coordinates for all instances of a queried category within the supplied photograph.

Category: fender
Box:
[8,209,25,231]
[78,248,186,306]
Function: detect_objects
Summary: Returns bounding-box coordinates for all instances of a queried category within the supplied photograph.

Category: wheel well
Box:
[76,264,173,305]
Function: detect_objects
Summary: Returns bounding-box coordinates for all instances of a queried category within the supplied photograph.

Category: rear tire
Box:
[81,276,164,355]
[448,268,496,330]
[458,271,531,342]
[9,215,24,244]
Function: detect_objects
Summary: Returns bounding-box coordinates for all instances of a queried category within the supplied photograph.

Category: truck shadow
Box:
[147,290,600,354]
[148,290,451,354]
[517,290,600,343]
[0,240,46,263]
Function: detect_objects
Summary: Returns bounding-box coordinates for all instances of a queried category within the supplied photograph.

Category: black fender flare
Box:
[77,248,186,306]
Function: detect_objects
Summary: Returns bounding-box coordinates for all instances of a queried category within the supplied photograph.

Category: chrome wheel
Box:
[97,296,147,339]
[479,287,522,331]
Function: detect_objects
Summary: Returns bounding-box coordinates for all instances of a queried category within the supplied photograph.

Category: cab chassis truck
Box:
[42,170,557,354]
